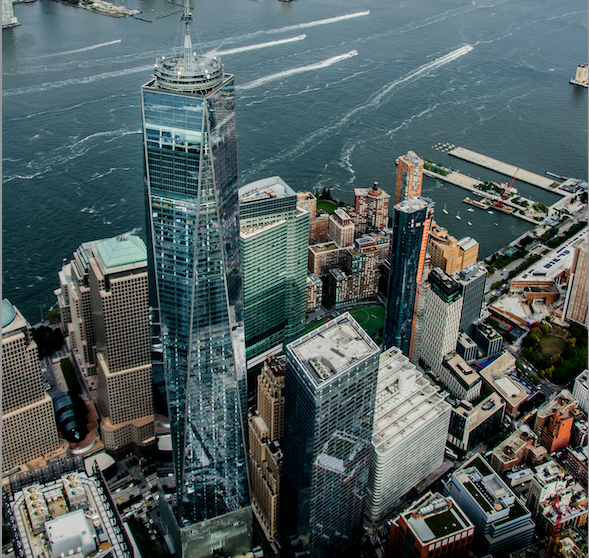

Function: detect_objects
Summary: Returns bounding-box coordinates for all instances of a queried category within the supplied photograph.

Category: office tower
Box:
[572,369,588,414]
[354,182,390,232]
[2,300,60,472]
[427,222,479,274]
[87,235,154,451]
[282,313,380,557]
[328,208,355,248]
[534,390,577,452]
[418,268,463,376]
[142,9,250,556]
[439,353,481,402]
[564,239,588,326]
[388,492,475,558]
[383,197,434,355]
[445,454,535,558]
[249,356,285,542]
[306,273,323,311]
[365,347,450,527]
[453,263,486,337]
[58,241,100,376]
[239,177,309,369]
[408,267,431,364]
[448,393,505,453]
[395,151,424,205]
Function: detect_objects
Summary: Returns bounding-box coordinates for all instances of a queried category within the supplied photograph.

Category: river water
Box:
[3,0,587,322]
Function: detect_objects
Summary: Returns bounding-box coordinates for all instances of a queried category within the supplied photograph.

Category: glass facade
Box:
[383,197,434,355]
[239,177,309,370]
[281,313,380,557]
[142,44,250,555]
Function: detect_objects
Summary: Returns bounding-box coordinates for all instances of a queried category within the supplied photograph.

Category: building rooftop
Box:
[457,237,479,252]
[537,389,577,419]
[452,393,504,431]
[287,312,379,388]
[403,493,473,544]
[94,235,147,270]
[479,354,528,408]
[457,263,486,282]
[239,176,295,203]
[2,299,17,329]
[371,347,450,454]
[513,228,586,283]
[443,353,481,388]
[240,218,286,239]
[400,150,423,165]
[309,242,340,253]
[492,425,543,465]
[2,300,28,335]
[395,196,433,214]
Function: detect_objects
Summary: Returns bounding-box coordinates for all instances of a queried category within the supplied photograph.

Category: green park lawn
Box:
[316,200,338,214]
[539,335,567,359]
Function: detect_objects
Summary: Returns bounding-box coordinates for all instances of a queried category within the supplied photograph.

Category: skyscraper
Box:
[418,267,463,376]
[395,151,424,205]
[564,238,588,327]
[354,182,391,232]
[454,263,487,337]
[383,197,434,355]
[142,8,250,556]
[281,313,380,557]
[239,177,309,370]
[2,300,61,472]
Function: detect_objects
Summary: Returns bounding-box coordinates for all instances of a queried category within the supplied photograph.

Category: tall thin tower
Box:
[142,3,251,556]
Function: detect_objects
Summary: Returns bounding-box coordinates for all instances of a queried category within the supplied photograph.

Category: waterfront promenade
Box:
[448,147,561,191]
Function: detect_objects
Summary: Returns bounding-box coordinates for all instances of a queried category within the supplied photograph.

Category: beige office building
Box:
[88,235,154,451]
[427,221,479,274]
[2,300,61,473]
[248,356,286,541]
[395,151,424,205]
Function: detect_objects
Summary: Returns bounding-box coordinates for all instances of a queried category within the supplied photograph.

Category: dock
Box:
[448,147,559,191]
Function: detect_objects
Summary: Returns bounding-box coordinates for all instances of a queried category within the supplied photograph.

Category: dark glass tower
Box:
[142,7,250,556]
[383,197,434,355]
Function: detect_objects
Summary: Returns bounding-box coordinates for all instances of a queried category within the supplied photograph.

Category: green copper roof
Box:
[95,235,147,269]
[2,300,17,329]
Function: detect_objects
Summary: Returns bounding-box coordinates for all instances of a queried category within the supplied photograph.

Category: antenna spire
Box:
[181,0,193,71]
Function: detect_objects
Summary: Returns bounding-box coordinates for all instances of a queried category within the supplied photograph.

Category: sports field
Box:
[305,304,385,338]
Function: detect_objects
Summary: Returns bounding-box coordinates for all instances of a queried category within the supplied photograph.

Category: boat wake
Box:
[40,39,122,58]
[216,35,307,56]
[267,11,370,34]
[238,50,358,90]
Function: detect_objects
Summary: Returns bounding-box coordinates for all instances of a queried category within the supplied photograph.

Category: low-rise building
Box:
[447,393,505,453]
[388,492,474,558]
[489,425,547,473]
[445,454,535,557]
[534,390,578,452]
[479,352,528,415]
[526,461,588,535]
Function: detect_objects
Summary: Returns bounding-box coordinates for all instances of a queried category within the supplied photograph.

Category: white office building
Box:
[365,347,451,527]
[572,370,588,415]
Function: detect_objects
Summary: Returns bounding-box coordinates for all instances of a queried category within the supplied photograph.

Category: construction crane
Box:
[546,493,563,558]
[495,168,519,207]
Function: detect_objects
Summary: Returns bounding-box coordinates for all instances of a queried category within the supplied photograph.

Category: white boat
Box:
[488,210,494,215]
[467,208,474,212]
[456,211,461,220]
[468,221,472,225]
[442,204,448,214]
[494,222,499,226]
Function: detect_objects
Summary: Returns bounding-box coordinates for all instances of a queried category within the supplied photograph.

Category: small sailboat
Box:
[456,211,461,220]
[442,204,448,215]
[488,210,494,215]
[468,221,472,226]
[467,207,474,212]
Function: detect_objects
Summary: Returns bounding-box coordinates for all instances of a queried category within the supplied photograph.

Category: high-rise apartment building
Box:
[248,356,286,542]
[281,313,380,557]
[2,300,61,472]
[388,492,475,558]
[88,235,154,451]
[142,11,250,556]
[572,370,589,414]
[306,273,323,311]
[395,151,424,205]
[354,182,391,232]
[427,222,479,274]
[383,197,433,355]
[296,191,316,219]
[418,267,463,376]
[453,263,486,337]
[329,244,379,305]
[565,239,588,327]
[328,208,355,248]
[365,347,450,527]
[239,177,309,369]
[534,390,578,453]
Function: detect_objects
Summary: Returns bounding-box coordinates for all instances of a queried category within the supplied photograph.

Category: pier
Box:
[448,147,560,191]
